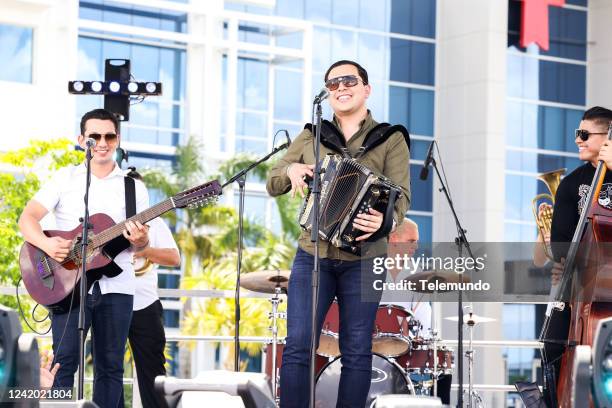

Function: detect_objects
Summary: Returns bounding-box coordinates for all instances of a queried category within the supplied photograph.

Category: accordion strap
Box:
[304,121,411,159]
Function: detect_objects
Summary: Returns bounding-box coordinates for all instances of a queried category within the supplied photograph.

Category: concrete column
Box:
[435,1,507,406]
[587,0,612,108]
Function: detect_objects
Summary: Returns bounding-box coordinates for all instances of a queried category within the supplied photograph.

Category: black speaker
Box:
[104,59,131,121]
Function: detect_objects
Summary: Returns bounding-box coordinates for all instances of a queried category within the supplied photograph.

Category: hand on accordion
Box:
[353,208,384,241]
[287,163,315,198]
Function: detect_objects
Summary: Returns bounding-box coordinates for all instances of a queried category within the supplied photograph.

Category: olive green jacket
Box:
[266,112,411,260]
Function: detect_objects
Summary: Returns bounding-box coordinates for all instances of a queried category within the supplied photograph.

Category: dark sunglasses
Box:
[575,129,607,141]
[325,75,364,91]
[88,133,118,142]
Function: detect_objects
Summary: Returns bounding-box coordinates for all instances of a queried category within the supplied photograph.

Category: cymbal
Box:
[240,270,291,294]
[402,270,471,293]
[445,313,496,325]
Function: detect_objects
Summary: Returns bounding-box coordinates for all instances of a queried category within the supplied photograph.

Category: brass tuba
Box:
[532,168,566,259]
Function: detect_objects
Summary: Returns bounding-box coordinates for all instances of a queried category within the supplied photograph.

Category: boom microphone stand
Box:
[223,136,290,372]
[309,88,328,408]
[77,139,95,400]
[424,146,475,408]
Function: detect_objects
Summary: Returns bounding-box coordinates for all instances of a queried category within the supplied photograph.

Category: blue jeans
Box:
[51,282,133,408]
[280,248,382,408]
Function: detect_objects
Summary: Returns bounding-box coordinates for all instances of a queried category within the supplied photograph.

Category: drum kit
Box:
[240,269,494,407]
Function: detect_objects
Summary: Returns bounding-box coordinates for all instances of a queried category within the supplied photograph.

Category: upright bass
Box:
[540,123,612,407]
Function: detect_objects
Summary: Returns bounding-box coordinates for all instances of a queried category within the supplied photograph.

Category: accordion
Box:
[298,154,403,255]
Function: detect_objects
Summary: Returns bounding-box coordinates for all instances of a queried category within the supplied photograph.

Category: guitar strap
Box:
[125,176,136,218]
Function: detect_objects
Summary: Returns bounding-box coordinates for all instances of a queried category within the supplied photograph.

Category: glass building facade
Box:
[0,23,33,84]
[504,0,587,403]
[224,0,437,242]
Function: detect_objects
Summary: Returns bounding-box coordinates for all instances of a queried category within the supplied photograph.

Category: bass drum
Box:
[315,353,413,408]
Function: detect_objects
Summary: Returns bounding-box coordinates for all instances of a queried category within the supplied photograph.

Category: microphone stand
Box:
[309,98,324,408]
[222,142,290,372]
[77,146,93,400]
[430,156,475,408]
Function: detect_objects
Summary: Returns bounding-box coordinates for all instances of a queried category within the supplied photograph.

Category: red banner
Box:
[520,0,565,51]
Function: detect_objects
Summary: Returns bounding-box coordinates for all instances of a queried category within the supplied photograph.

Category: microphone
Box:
[313,87,329,104]
[419,140,435,181]
[85,138,97,148]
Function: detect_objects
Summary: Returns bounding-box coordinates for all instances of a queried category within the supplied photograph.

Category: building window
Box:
[0,23,33,84]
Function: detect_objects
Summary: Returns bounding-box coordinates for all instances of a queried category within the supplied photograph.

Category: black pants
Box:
[129,300,166,408]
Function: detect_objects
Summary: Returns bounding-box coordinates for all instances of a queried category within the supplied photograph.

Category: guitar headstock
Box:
[173,179,222,209]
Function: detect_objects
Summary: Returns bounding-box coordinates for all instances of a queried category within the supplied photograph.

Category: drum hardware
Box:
[445,308,495,408]
[240,269,291,294]
[268,284,284,405]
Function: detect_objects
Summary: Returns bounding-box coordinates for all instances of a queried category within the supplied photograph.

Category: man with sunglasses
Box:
[267,60,410,407]
[19,108,150,407]
[538,106,612,406]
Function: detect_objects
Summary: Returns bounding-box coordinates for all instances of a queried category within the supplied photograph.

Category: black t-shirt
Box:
[550,162,612,260]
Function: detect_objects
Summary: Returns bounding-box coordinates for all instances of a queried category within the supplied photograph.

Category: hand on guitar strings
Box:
[43,236,72,262]
[353,208,384,241]
[287,163,315,198]
[123,220,150,249]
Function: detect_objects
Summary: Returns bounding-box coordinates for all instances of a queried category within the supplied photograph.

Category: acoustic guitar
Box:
[19,179,222,313]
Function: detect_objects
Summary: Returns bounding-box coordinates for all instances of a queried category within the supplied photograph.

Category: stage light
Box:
[127,82,138,93]
[145,82,157,93]
[91,81,103,93]
[73,81,84,92]
[109,81,121,93]
[593,318,612,407]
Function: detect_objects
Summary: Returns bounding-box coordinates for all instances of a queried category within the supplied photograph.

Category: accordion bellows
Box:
[299,154,402,256]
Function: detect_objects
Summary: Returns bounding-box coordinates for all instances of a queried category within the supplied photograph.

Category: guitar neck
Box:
[91,198,175,248]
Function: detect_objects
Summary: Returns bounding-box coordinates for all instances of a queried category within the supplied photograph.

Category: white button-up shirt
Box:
[33,163,149,296]
[133,217,178,311]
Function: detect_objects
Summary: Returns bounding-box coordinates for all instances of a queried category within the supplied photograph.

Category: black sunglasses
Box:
[575,129,607,141]
[88,133,118,142]
[325,75,365,91]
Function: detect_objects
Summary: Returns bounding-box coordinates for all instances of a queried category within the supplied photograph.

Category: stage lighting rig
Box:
[67,59,162,121]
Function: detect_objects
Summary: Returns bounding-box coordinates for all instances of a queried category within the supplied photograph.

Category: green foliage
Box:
[0,138,83,332]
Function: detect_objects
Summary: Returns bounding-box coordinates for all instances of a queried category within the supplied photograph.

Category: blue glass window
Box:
[506,101,583,152]
[79,1,187,33]
[0,24,33,83]
[389,0,436,39]
[331,29,358,65]
[332,0,359,27]
[507,55,585,105]
[305,0,332,23]
[236,112,268,138]
[163,309,180,328]
[389,39,435,86]
[358,0,389,31]
[357,34,387,82]
[410,164,432,212]
[276,0,304,18]
[237,58,268,110]
[410,139,434,162]
[389,87,434,136]
[508,3,587,61]
[539,61,585,105]
[313,27,332,73]
[275,70,303,121]
[505,150,582,174]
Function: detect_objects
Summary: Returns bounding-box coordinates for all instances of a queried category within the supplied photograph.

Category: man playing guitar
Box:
[18,108,150,407]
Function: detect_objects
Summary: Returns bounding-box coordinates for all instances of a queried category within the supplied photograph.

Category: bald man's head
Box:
[388,219,419,258]
[389,219,419,243]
